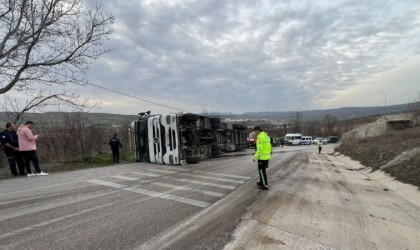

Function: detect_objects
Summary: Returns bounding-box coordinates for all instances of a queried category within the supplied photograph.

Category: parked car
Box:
[327,136,339,143]
[311,137,328,145]
[272,138,284,147]
[247,132,257,148]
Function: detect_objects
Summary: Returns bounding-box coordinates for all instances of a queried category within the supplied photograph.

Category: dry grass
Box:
[337,126,420,187]
[384,154,420,188]
[0,151,135,180]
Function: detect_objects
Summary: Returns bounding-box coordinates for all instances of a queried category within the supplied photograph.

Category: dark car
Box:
[327,136,339,143]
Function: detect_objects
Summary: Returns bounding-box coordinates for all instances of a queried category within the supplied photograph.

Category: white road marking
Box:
[87,179,210,208]
[158,166,190,172]
[124,187,210,208]
[194,171,252,180]
[110,175,139,181]
[152,182,225,197]
[146,169,178,174]
[0,180,86,197]
[0,202,117,239]
[87,179,127,189]
[180,173,245,184]
[163,176,236,190]
[131,172,161,177]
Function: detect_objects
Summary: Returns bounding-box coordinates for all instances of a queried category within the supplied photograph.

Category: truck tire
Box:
[210,118,221,123]
[183,113,199,122]
[233,124,246,130]
[211,145,221,151]
[186,155,200,164]
[211,122,221,129]
[211,150,222,156]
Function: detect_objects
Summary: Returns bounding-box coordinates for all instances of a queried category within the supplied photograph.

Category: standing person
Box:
[17,121,48,177]
[253,126,272,190]
[109,134,123,163]
[317,139,323,154]
[280,139,285,148]
[1,123,26,176]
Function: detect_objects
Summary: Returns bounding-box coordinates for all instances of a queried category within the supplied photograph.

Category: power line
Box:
[86,82,188,113]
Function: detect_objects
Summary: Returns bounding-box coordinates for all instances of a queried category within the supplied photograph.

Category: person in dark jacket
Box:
[1,123,26,176]
[109,134,123,163]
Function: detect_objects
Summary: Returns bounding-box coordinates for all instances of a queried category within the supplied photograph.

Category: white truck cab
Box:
[131,112,247,165]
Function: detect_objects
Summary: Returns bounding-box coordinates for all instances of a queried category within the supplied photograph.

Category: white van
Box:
[300,136,313,145]
[284,133,302,145]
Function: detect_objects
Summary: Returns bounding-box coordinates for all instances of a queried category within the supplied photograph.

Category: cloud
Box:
[78,0,420,114]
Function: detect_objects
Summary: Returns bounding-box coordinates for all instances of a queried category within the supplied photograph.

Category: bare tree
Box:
[0,0,114,94]
[0,89,98,124]
[201,107,221,118]
[304,119,320,136]
[408,92,420,126]
[289,110,303,133]
[323,114,339,134]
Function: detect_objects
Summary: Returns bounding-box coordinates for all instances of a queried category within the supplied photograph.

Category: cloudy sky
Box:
[78,0,420,114]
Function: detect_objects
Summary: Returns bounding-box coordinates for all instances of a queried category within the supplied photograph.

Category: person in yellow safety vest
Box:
[317,139,323,154]
[253,126,272,190]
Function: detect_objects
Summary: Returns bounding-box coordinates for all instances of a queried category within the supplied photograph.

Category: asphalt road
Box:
[0,148,299,250]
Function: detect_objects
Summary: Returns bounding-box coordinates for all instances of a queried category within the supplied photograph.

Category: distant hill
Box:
[0,102,418,126]
[0,112,137,127]
[234,102,418,121]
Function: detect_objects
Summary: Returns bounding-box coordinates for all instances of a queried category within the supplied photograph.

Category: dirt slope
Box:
[337,126,420,187]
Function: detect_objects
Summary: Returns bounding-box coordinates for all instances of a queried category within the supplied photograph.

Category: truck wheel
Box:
[186,155,200,164]
[211,150,222,156]
[183,113,199,122]
[211,122,221,129]
[233,124,246,130]
[211,145,221,151]
[210,118,221,123]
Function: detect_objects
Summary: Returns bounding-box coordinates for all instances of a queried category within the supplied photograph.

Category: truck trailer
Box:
[130,112,248,165]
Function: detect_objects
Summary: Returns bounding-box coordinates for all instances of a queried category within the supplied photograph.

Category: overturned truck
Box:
[130,112,248,165]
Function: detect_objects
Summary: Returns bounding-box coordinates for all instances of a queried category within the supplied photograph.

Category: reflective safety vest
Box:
[253,131,272,160]
[317,140,323,147]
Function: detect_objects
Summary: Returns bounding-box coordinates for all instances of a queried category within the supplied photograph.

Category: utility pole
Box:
[380,91,393,114]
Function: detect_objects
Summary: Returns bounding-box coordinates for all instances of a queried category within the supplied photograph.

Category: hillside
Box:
[237,102,418,121]
[336,126,420,188]
[0,112,137,127]
[0,102,418,127]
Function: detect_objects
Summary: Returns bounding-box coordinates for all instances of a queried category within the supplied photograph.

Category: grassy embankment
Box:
[336,127,420,187]
[0,151,136,179]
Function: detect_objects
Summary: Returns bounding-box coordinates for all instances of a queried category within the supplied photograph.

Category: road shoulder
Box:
[224,150,420,250]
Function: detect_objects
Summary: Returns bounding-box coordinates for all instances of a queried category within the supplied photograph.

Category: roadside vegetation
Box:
[0,151,135,179]
[337,126,420,187]
[0,112,134,179]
